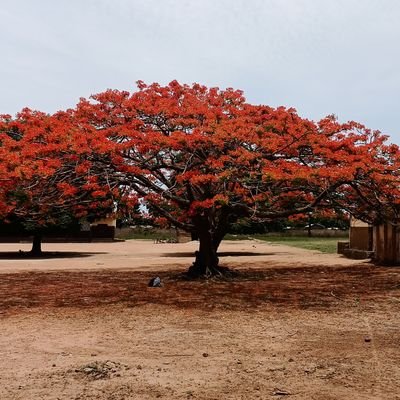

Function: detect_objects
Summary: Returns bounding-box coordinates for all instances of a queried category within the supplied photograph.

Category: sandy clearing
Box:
[0,239,365,274]
[2,240,398,400]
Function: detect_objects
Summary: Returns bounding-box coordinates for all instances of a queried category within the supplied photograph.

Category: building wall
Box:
[90,218,116,228]
[373,222,400,265]
[349,227,372,251]
[90,218,116,240]
[349,219,372,251]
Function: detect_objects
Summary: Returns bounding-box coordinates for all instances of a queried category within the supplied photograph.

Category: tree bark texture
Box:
[30,233,42,256]
[188,213,226,277]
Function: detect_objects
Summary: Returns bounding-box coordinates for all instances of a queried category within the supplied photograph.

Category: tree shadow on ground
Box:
[0,251,108,260]
[162,251,279,258]
[2,262,398,315]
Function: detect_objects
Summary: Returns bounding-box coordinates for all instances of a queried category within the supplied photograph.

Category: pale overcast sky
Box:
[1,0,400,142]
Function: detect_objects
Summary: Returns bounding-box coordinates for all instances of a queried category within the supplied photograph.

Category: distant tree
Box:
[287,209,350,230]
[74,81,400,276]
[228,218,285,235]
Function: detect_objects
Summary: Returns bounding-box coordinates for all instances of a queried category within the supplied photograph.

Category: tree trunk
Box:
[188,228,221,277]
[307,212,312,237]
[191,231,199,241]
[187,210,231,278]
[30,233,42,256]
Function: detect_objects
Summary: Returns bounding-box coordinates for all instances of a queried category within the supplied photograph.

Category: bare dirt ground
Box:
[0,239,400,399]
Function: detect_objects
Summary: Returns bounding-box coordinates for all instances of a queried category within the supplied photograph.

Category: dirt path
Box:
[0,240,399,399]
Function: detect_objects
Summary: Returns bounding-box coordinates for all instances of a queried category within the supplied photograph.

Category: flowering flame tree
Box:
[73,81,400,276]
[1,81,399,270]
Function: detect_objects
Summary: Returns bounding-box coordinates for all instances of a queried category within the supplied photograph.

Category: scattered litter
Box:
[74,360,128,380]
[148,276,162,287]
[273,388,291,396]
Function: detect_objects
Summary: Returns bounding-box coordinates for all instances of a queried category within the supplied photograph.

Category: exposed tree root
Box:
[182,264,241,281]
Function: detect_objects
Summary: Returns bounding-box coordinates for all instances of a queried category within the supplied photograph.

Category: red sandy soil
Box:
[0,240,399,399]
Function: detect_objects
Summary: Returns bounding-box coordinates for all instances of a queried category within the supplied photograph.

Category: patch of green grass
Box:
[116,230,176,241]
[225,234,340,253]
[118,231,340,253]
[260,236,339,253]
